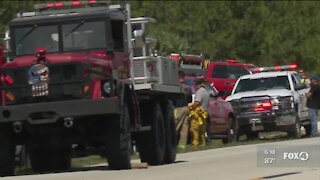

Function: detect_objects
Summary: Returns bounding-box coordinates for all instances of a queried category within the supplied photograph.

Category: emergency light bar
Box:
[252,64,298,73]
[34,0,110,11]
[226,59,239,63]
[169,53,180,63]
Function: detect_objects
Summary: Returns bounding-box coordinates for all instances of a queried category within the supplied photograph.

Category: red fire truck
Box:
[0,1,184,176]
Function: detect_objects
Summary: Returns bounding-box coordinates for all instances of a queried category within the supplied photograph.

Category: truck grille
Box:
[230,96,272,114]
[230,96,293,114]
[0,62,91,105]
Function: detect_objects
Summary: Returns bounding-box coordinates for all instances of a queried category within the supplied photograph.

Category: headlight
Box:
[103,81,111,94]
[271,98,279,105]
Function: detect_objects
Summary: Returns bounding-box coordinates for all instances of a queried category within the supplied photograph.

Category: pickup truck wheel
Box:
[304,124,312,137]
[222,117,238,144]
[137,102,165,165]
[287,115,301,139]
[30,145,71,172]
[0,128,15,176]
[163,100,177,164]
[246,131,259,140]
[106,104,131,170]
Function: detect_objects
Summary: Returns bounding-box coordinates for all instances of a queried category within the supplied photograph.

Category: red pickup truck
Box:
[205,60,257,98]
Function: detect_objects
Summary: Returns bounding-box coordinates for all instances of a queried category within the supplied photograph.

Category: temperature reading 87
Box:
[265,157,275,164]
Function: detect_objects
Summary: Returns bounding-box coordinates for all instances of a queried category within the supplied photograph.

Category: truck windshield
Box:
[62,21,106,51]
[15,25,59,56]
[234,76,290,93]
[13,21,107,56]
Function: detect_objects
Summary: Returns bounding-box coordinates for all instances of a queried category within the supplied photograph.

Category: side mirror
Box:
[3,31,14,62]
[210,90,224,98]
[3,49,14,62]
[218,91,225,97]
[295,84,306,90]
[132,29,145,48]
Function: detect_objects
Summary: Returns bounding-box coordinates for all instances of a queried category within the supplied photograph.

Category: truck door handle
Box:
[225,82,231,86]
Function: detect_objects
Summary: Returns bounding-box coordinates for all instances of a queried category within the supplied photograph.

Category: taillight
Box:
[254,100,272,112]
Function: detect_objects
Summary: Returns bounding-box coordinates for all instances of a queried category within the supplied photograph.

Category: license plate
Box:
[32,83,49,97]
[250,118,262,124]
[251,124,264,131]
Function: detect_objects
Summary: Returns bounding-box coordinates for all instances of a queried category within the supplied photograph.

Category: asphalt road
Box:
[3,136,320,180]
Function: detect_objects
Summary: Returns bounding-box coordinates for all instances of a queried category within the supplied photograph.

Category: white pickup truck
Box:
[226,66,311,139]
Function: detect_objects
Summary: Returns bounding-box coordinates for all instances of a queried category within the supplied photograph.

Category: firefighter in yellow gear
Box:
[188,102,208,148]
[189,78,210,149]
[202,59,210,70]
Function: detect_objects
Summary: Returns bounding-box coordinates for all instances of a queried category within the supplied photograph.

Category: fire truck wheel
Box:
[222,117,238,144]
[0,127,15,177]
[106,104,131,170]
[163,100,177,164]
[137,102,165,165]
[30,144,71,172]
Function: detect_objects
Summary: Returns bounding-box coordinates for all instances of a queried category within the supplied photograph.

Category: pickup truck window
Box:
[291,73,303,89]
[212,65,250,79]
[234,76,290,93]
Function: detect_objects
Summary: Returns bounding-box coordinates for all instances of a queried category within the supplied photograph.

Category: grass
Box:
[72,155,106,168]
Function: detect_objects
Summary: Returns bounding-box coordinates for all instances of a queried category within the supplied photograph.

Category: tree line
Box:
[0,1,320,74]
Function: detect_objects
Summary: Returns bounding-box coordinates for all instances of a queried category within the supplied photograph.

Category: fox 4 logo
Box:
[283,152,309,161]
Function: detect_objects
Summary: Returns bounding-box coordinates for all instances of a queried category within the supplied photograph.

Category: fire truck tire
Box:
[137,102,165,165]
[0,127,15,177]
[287,115,301,139]
[106,104,131,170]
[222,117,238,144]
[163,100,177,164]
[30,145,71,172]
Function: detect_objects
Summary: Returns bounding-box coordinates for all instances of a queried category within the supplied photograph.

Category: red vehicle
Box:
[175,54,238,144]
[205,60,257,98]
[203,83,238,143]
[0,1,184,176]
